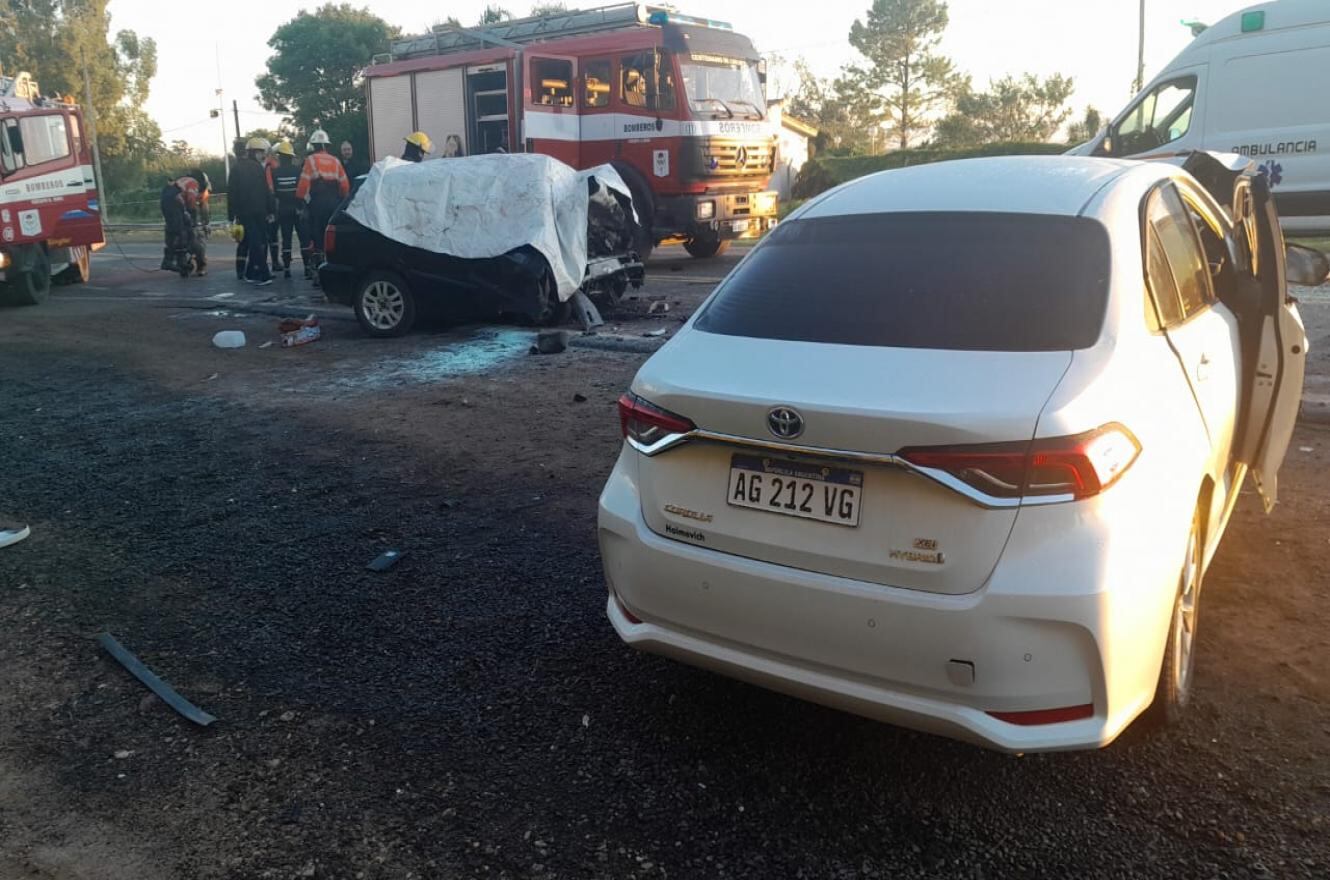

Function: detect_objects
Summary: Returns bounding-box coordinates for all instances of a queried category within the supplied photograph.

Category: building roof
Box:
[805,156,1155,218]
[781,114,818,139]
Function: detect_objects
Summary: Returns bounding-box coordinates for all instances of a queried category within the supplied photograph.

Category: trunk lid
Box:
[633,328,1073,594]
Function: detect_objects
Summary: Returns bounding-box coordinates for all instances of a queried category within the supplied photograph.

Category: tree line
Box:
[784,0,1100,155]
[0,0,1102,198]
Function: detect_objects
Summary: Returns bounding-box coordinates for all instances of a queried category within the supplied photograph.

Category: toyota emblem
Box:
[767,407,804,439]
[735,145,749,169]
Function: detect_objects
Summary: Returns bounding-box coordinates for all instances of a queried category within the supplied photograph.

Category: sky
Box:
[106,0,1258,152]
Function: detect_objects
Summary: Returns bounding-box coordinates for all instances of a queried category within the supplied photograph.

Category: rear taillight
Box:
[618,392,694,447]
[323,224,336,256]
[899,424,1140,501]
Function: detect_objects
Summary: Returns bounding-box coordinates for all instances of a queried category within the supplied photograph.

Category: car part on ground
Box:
[96,632,217,727]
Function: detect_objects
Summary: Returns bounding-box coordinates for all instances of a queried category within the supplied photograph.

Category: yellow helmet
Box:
[245,136,270,152]
[274,140,296,157]
[404,131,433,153]
[229,223,245,243]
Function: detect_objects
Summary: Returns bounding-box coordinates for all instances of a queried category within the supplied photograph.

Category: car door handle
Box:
[1196,353,1211,382]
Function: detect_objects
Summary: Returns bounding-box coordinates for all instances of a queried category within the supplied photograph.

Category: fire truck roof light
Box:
[646,10,733,30]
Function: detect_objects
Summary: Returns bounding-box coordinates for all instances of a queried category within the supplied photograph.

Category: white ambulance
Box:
[1073,0,1330,234]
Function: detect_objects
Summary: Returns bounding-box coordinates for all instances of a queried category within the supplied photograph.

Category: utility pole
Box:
[217,89,229,182]
[216,46,229,183]
[81,49,108,225]
[1134,0,1146,95]
[232,99,240,146]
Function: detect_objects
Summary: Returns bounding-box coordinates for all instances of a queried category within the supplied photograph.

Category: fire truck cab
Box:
[0,72,103,306]
[365,3,779,258]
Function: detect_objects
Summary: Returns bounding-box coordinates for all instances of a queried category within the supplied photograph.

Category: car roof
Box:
[803,156,1162,219]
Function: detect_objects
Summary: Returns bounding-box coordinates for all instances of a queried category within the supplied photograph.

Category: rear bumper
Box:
[597,448,1180,753]
[657,191,778,242]
[318,262,358,305]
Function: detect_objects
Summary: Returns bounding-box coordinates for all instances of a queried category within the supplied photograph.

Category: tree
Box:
[529,2,568,14]
[0,0,162,192]
[479,5,512,24]
[1066,105,1104,145]
[784,59,878,155]
[842,0,962,150]
[932,73,1074,148]
[257,4,397,161]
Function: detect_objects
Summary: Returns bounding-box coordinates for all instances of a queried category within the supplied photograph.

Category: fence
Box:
[102,191,231,228]
[792,142,1071,199]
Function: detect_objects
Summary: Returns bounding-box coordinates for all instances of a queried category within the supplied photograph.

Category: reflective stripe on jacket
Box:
[295,152,350,202]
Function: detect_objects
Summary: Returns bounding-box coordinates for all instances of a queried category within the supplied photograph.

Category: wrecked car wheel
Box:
[683,236,730,259]
[355,271,416,337]
[526,271,571,327]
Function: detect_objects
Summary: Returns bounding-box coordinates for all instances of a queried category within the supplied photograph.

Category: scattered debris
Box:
[203,373,219,382]
[648,300,670,315]
[1300,446,1314,453]
[572,290,605,330]
[0,524,31,549]
[207,292,235,301]
[368,549,407,572]
[535,330,570,354]
[96,632,218,727]
[258,341,274,350]
[212,330,246,349]
[642,328,667,338]
[279,710,297,723]
[279,315,321,348]
[573,393,588,403]
[113,750,134,760]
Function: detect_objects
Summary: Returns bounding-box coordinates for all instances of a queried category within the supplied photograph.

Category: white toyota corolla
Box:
[598,154,1328,752]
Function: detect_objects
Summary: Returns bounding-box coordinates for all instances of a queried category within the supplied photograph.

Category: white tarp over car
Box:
[345,153,634,299]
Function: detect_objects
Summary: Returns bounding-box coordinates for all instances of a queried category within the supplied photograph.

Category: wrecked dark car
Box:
[318,154,644,337]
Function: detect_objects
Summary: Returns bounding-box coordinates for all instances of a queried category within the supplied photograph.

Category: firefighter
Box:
[269,140,306,279]
[227,137,276,286]
[173,169,210,275]
[295,129,349,287]
[402,131,432,163]
[159,177,190,273]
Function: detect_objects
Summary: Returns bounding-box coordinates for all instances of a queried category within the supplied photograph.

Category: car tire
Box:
[354,270,416,337]
[683,236,730,259]
[1147,506,1204,727]
[54,245,91,285]
[6,246,52,306]
[609,160,655,263]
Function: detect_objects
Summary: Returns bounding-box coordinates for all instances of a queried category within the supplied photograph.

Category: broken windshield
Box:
[681,58,764,120]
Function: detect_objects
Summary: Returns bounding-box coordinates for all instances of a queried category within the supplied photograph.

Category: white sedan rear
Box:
[597,154,1322,752]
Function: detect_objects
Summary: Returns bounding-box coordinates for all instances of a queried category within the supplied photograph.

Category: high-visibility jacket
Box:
[295,151,349,203]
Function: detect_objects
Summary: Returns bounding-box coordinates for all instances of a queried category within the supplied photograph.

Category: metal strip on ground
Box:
[96,632,218,727]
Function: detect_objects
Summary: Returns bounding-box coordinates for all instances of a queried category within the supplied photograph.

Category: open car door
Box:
[1232,173,1309,512]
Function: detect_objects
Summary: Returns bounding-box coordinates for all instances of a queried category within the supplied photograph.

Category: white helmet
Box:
[307,129,331,146]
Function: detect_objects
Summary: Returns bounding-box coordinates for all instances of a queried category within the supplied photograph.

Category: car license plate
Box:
[727,453,863,527]
[729,219,750,233]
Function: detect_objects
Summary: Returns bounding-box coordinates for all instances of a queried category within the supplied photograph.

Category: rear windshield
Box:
[695,212,1111,351]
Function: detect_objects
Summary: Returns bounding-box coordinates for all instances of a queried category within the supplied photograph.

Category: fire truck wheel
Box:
[9,246,52,306]
[609,160,655,263]
[54,245,91,285]
[683,236,731,259]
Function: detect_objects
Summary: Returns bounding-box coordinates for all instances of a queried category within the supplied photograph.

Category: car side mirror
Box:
[1285,242,1330,286]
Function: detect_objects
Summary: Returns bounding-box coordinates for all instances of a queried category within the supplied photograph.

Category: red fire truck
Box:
[0,71,103,305]
[364,3,779,259]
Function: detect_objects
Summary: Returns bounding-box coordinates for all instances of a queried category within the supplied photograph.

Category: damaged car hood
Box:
[345,154,635,298]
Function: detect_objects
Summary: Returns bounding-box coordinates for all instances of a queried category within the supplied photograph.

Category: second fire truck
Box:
[363,3,779,259]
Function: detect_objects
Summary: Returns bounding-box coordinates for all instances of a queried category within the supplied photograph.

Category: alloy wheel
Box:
[362,280,405,330]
